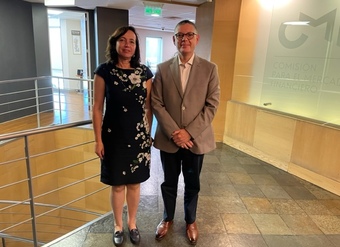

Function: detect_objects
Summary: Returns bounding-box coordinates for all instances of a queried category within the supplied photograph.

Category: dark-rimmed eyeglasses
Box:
[174,32,197,40]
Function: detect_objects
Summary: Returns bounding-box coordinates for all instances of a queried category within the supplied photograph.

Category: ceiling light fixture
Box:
[44,0,75,6]
[283,21,310,26]
[47,9,63,15]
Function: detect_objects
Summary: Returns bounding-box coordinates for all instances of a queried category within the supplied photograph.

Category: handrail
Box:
[0,120,92,141]
[0,119,107,247]
[0,233,45,245]
[0,76,50,84]
[0,75,94,132]
[0,201,102,216]
[0,76,93,85]
[0,76,106,247]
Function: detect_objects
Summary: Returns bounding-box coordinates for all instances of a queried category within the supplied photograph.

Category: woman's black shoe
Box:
[129,228,140,245]
[113,230,124,246]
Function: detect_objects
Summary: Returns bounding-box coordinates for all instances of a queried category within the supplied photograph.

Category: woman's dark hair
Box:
[105,26,141,67]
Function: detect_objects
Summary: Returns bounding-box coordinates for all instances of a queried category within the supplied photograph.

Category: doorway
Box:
[47,9,91,124]
[47,9,90,91]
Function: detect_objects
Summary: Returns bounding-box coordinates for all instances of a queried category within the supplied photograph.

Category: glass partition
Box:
[233,0,340,126]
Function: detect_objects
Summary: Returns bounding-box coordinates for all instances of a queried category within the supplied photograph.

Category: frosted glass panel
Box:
[235,0,340,126]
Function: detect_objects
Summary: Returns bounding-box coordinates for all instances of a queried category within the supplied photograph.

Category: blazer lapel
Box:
[169,57,184,98]
[184,56,200,96]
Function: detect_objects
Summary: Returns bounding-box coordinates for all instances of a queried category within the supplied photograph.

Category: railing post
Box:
[1,237,5,247]
[24,136,38,247]
[34,79,41,128]
[58,77,62,124]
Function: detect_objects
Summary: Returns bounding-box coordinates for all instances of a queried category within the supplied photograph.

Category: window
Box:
[145,37,162,74]
[48,17,63,89]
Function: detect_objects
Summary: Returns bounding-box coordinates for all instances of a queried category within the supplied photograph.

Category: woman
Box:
[92,26,153,246]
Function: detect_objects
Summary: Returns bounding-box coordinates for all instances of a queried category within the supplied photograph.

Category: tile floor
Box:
[46,143,340,247]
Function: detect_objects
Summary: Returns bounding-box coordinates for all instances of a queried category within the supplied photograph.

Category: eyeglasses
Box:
[174,32,197,40]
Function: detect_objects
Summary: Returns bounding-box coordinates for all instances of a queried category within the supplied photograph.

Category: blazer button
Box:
[182,106,186,110]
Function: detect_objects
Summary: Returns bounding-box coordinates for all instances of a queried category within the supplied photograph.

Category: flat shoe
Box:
[129,228,140,245]
[113,230,124,246]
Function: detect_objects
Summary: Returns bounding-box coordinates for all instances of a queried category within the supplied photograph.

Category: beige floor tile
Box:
[309,215,340,234]
[221,213,260,234]
[296,200,333,215]
[303,183,340,199]
[196,212,226,234]
[280,214,323,234]
[250,174,279,185]
[263,235,300,247]
[296,235,336,247]
[208,184,239,197]
[235,184,266,198]
[82,233,112,247]
[320,199,340,215]
[269,199,306,215]
[227,173,256,185]
[216,196,248,214]
[258,185,291,199]
[228,234,268,247]
[242,197,276,214]
[200,171,232,185]
[198,196,221,214]
[251,214,292,235]
[282,185,317,200]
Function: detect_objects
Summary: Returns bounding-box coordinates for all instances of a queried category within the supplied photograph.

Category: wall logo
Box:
[279,9,338,49]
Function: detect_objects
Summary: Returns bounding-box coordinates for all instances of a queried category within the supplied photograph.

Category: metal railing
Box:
[0,77,110,247]
[0,76,94,133]
[0,120,110,247]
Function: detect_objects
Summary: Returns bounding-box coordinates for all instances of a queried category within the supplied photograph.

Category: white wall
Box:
[61,19,83,90]
[60,25,176,90]
[136,28,177,64]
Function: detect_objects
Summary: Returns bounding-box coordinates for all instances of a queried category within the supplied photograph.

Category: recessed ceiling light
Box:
[283,21,310,26]
[47,9,63,15]
[44,0,75,6]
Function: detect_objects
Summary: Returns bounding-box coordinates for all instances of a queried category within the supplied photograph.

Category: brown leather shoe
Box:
[155,220,173,240]
[186,222,198,245]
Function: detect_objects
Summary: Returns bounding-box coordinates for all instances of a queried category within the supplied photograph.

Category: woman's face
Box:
[116,30,137,60]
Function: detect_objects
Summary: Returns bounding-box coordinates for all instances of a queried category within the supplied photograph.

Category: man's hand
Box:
[171,129,193,149]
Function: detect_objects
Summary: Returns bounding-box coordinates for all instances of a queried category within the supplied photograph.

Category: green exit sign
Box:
[144,6,162,16]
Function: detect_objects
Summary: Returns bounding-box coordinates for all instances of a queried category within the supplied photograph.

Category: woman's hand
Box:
[95,141,105,159]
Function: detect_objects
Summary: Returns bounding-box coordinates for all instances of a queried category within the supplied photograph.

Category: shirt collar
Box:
[178,54,195,66]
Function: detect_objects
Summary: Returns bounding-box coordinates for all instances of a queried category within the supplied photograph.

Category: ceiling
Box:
[24,0,213,32]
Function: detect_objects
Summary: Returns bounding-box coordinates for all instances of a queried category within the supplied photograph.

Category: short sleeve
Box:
[144,65,154,80]
[94,63,108,78]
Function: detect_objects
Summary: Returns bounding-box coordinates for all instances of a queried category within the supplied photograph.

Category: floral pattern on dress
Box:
[110,66,147,92]
[110,65,151,174]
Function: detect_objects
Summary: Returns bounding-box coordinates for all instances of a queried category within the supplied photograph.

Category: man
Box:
[151,20,220,245]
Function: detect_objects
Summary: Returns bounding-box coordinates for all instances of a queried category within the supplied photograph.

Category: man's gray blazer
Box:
[151,55,220,154]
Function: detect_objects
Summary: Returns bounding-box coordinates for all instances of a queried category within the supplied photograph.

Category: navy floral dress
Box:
[94,62,153,186]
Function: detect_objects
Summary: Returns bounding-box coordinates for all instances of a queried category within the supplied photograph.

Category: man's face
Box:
[173,23,199,56]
